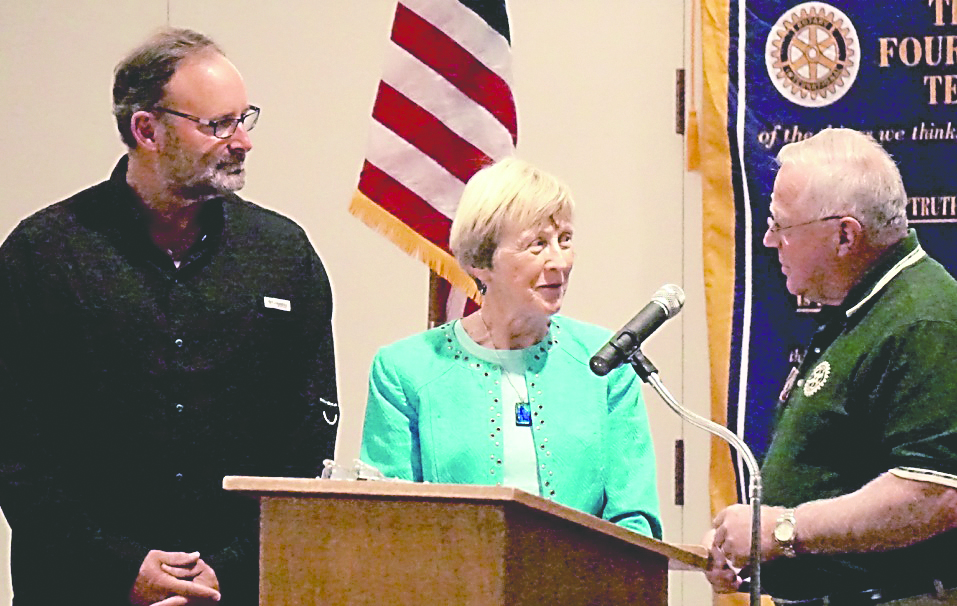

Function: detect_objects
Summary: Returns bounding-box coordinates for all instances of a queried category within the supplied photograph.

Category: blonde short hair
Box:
[450,157,575,270]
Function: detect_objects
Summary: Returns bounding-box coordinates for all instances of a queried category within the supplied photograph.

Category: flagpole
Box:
[428,270,445,328]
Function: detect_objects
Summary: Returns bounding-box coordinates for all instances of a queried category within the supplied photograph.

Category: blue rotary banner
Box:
[718,0,957,497]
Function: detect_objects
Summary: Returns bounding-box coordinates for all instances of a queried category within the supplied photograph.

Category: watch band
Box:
[774,508,797,558]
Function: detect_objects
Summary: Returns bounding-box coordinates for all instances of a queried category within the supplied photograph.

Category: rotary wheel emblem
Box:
[766,3,859,107]
[803,361,831,397]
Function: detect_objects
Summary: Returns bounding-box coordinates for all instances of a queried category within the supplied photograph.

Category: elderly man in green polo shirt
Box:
[705,127,957,605]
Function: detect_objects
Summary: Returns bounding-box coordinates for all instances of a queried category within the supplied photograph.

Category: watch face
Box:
[774,519,795,542]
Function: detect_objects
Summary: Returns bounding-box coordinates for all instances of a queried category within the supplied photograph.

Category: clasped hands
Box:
[130,550,221,606]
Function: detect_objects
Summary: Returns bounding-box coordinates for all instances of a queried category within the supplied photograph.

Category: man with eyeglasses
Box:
[704,128,957,605]
[0,28,338,606]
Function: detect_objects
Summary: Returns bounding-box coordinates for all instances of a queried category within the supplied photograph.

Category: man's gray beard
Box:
[209,166,245,192]
[175,165,245,201]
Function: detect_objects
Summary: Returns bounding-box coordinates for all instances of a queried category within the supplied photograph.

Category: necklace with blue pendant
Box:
[514,401,532,426]
[478,312,535,427]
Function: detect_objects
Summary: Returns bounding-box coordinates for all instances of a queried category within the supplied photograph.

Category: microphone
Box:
[591,283,763,605]
[589,284,685,376]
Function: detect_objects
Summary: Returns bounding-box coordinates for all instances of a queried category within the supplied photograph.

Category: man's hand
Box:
[710,504,789,569]
[129,550,221,606]
[702,504,793,593]
[702,528,744,593]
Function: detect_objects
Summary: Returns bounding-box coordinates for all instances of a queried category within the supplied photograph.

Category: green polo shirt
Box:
[760,231,957,600]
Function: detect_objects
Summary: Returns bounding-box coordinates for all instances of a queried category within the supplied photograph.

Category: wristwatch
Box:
[773,508,797,558]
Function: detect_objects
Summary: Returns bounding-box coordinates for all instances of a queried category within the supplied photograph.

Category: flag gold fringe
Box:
[349,190,482,303]
[687,108,701,171]
[701,0,738,522]
[686,0,701,171]
[701,0,771,601]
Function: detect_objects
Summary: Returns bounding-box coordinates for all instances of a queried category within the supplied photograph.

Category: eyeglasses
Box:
[152,105,260,139]
[766,215,844,234]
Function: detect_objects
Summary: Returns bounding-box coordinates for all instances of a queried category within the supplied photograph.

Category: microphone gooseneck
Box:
[635,354,762,606]
[589,286,763,606]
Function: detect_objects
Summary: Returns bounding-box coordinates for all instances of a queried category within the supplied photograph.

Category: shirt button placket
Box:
[485,361,503,484]
[532,370,554,499]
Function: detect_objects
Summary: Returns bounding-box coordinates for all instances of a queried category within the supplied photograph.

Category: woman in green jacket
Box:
[360,157,662,539]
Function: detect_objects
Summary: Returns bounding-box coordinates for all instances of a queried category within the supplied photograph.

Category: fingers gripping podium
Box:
[223,476,706,605]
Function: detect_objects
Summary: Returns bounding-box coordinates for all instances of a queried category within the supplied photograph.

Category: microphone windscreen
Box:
[652,284,685,317]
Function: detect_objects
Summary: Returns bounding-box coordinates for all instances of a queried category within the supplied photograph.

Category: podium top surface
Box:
[223,475,707,571]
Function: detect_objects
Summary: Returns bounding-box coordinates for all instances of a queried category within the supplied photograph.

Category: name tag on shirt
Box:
[264,297,291,312]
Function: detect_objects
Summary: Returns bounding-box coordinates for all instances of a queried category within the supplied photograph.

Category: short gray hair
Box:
[112,28,223,149]
[776,127,908,244]
[450,157,575,270]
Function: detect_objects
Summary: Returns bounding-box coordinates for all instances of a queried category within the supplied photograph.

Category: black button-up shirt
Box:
[0,156,339,605]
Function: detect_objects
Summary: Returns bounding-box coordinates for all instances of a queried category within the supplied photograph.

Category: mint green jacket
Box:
[360,314,662,538]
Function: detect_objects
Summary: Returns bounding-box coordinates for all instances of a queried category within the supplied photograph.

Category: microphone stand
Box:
[629,350,762,606]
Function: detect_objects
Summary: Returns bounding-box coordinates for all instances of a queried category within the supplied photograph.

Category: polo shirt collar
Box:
[839,229,926,320]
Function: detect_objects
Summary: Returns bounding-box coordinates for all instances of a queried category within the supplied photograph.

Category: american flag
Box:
[349,0,518,322]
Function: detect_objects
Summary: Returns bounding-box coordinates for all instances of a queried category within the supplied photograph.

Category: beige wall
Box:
[0,1,712,604]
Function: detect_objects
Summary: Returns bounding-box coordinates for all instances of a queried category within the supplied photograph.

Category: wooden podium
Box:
[224,476,707,606]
